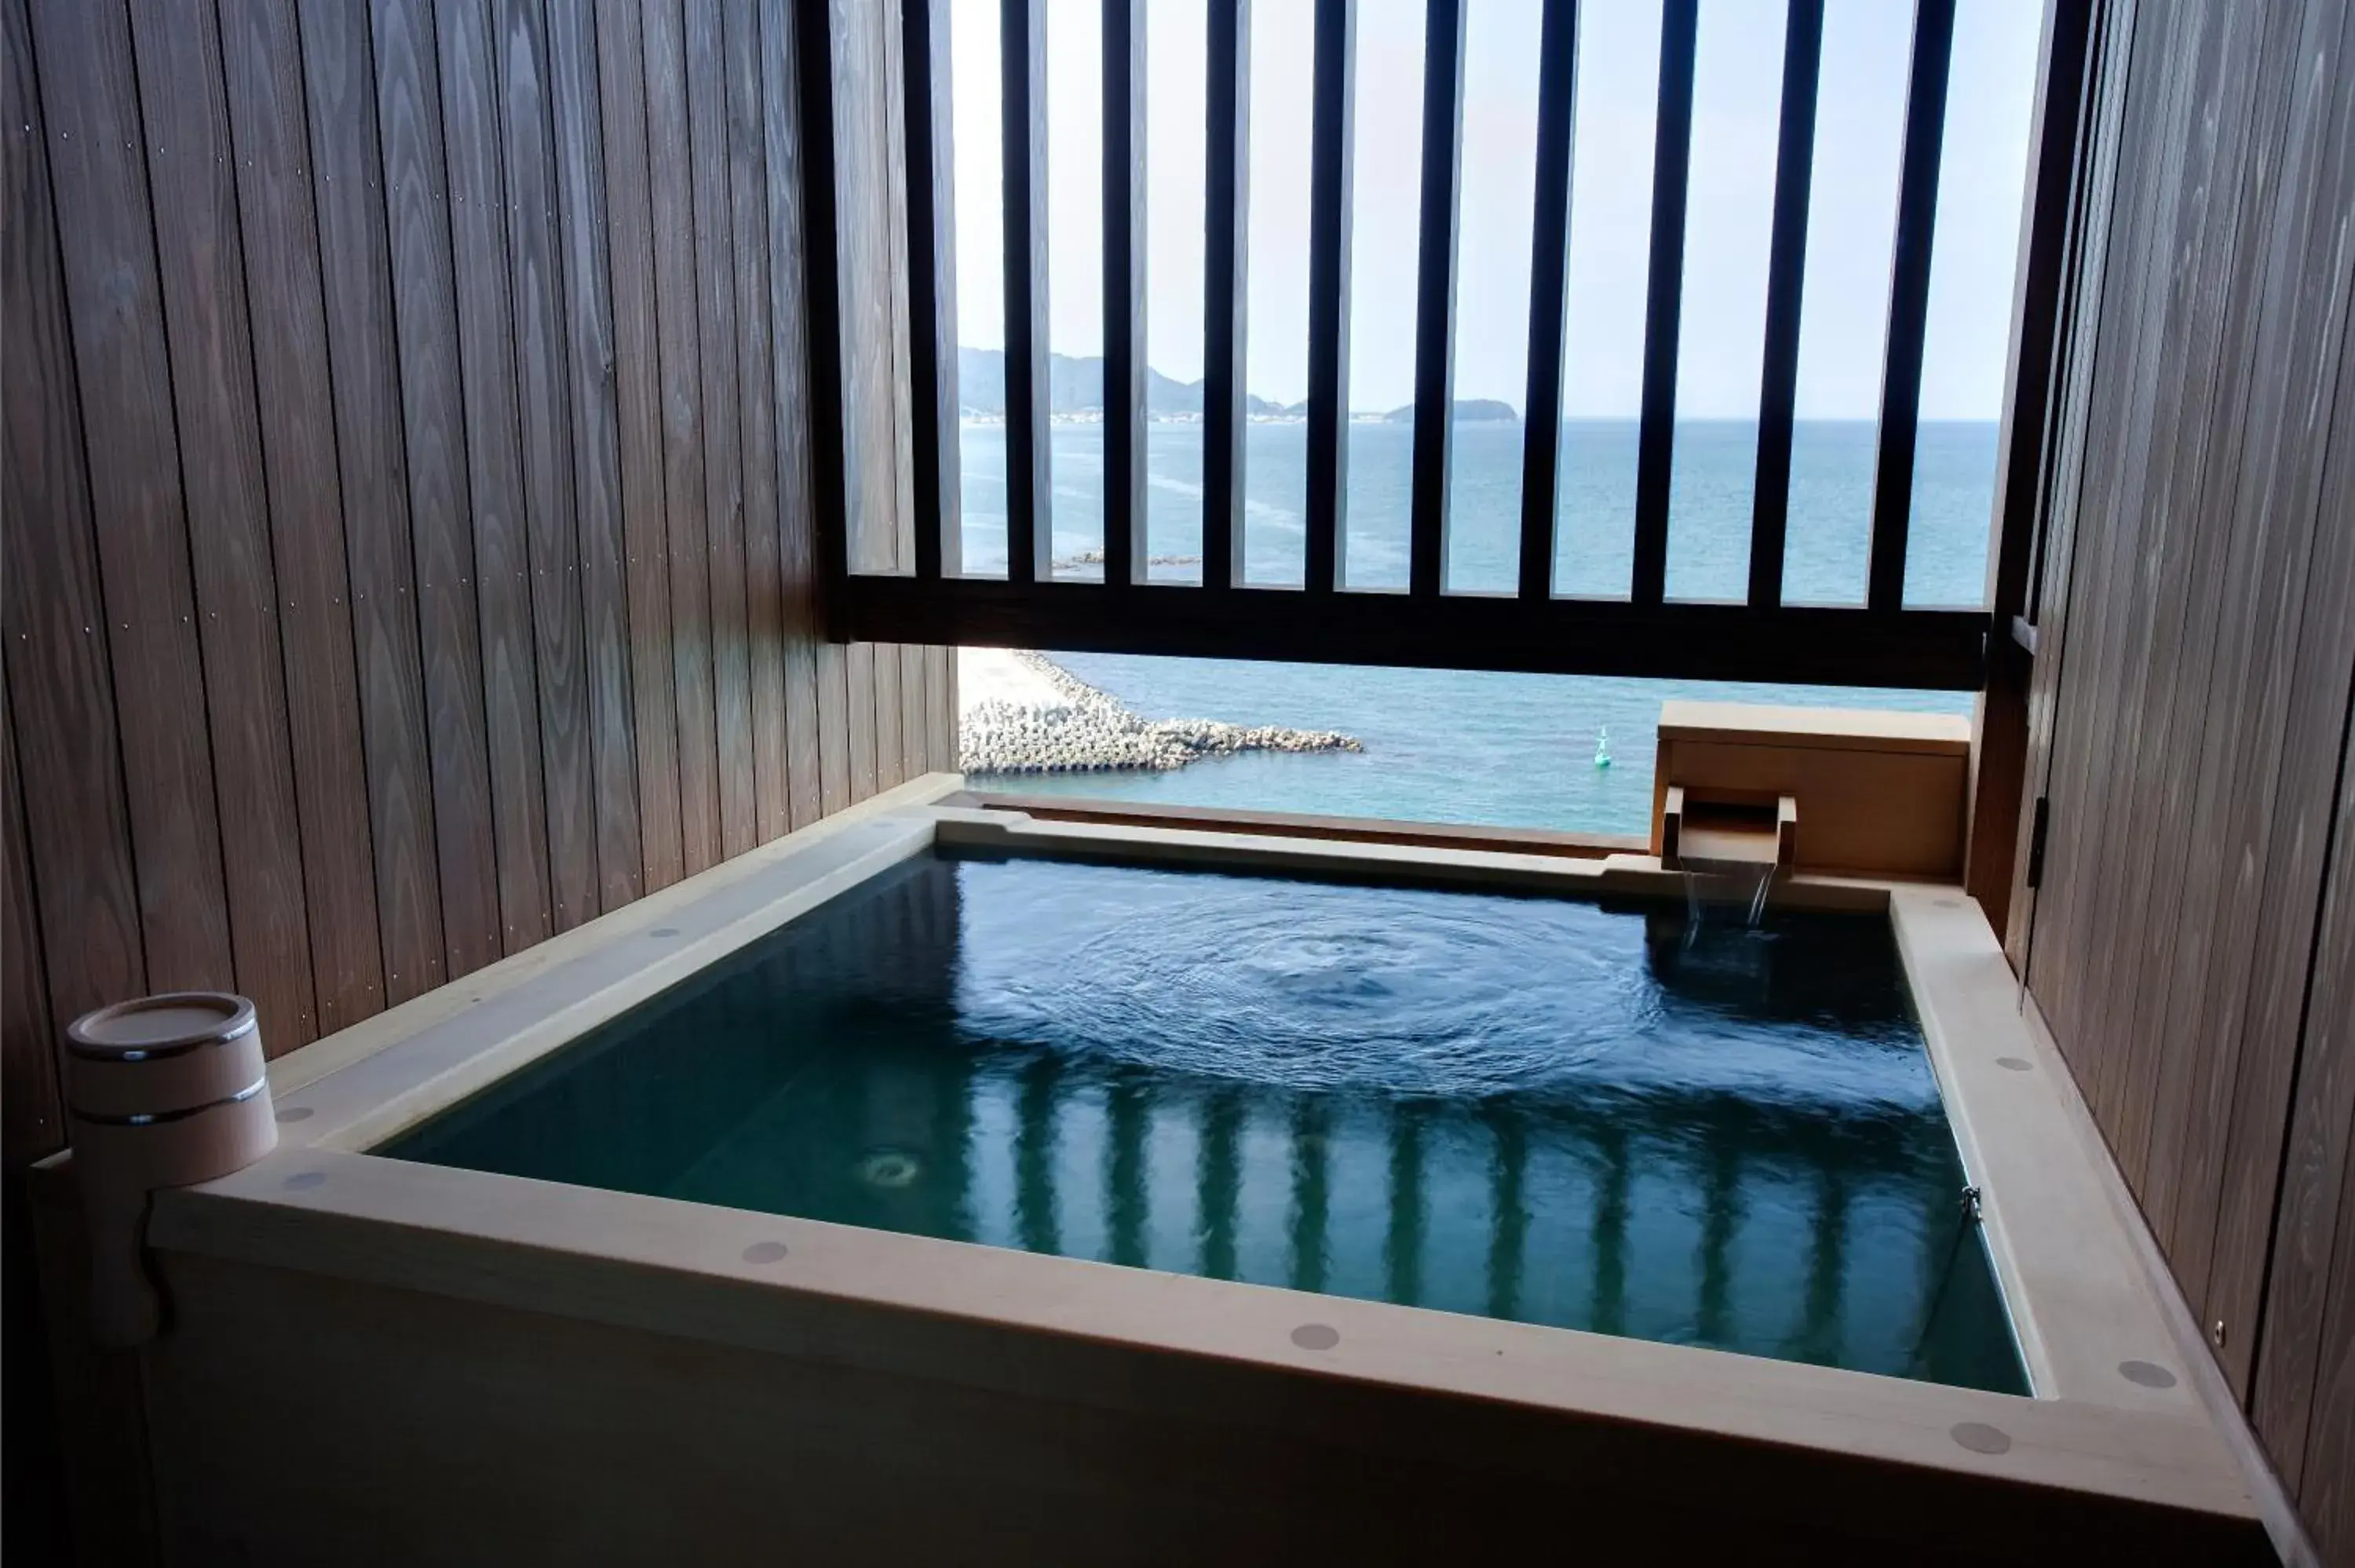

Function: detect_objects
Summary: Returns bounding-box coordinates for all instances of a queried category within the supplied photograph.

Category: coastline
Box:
[958,648,1361,775]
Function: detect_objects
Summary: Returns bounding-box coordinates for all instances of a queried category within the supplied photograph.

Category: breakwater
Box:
[959,651,1362,775]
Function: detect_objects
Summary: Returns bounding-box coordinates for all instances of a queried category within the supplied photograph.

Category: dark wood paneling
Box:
[29,0,234,990]
[2090,0,2278,1203]
[642,0,722,877]
[2017,0,2355,1556]
[757,0,825,833]
[724,0,789,843]
[2,0,147,1042]
[493,0,598,933]
[874,638,905,791]
[2137,0,2340,1318]
[217,0,383,1033]
[2,683,58,1161]
[545,0,645,908]
[684,0,754,860]
[831,0,915,582]
[593,0,685,890]
[298,0,447,1005]
[372,0,504,979]
[845,641,880,802]
[4,0,944,1114]
[124,0,315,1045]
[2191,0,2355,1399]
[440,0,556,954]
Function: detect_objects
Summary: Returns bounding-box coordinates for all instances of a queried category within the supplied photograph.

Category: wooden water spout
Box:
[1659,786,1798,874]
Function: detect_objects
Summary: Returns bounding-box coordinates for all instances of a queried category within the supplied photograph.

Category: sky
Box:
[949,0,2043,421]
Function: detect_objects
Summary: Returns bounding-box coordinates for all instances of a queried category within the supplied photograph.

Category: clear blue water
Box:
[389,853,2025,1393]
[955,420,1985,833]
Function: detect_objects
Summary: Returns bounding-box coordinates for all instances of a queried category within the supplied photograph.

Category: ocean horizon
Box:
[958,417,1990,835]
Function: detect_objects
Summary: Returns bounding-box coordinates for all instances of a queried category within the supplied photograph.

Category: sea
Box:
[955,418,1991,837]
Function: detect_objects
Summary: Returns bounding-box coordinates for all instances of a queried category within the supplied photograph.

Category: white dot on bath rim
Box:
[283,1172,326,1191]
[1995,1056,2033,1072]
[741,1242,790,1265]
[1950,1422,2010,1455]
[1291,1323,1339,1351]
[277,1106,314,1123]
[2118,1359,2177,1388]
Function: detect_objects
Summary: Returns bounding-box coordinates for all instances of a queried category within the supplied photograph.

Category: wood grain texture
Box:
[545,0,644,913]
[845,643,880,803]
[2,682,60,1162]
[2138,0,2347,1329]
[829,0,915,582]
[872,638,904,792]
[2251,565,2355,1490]
[759,0,826,833]
[725,0,788,844]
[371,0,503,981]
[440,0,557,953]
[122,0,315,1047]
[683,0,755,860]
[2,0,147,1032]
[29,0,234,990]
[217,0,383,1036]
[2087,0,2276,1202]
[493,0,597,935]
[4,0,941,1101]
[2001,0,2134,975]
[641,0,721,875]
[593,0,685,892]
[2012,0,2355,1554]
[2191,0,2355,1400]
[300,0,448,1005]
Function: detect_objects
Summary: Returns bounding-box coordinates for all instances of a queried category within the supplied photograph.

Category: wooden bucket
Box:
[64,994,276,1347]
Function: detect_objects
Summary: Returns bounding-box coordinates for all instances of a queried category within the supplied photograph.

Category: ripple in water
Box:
[959,870,1674,1098]
[946,859,1937,1115]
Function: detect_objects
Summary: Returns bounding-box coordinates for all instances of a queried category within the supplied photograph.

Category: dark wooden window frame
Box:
[807,0,2098,695]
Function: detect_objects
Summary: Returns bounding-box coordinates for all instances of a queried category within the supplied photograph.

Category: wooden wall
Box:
[2010,0,2355,1556]
[0,0,951,1158]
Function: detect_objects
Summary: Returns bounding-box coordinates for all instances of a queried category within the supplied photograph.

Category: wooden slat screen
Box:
[856,0,2013,689]
[1999,0,2355,1557]
[1,0,952,1147]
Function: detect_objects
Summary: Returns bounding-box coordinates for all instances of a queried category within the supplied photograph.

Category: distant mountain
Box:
[1381,398,1519,424]
[957,348,1287,418]
[955,350,1517,424]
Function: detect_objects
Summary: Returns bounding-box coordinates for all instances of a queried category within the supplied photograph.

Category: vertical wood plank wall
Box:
[2013,0,2355,1556]
[0,0,951,1159]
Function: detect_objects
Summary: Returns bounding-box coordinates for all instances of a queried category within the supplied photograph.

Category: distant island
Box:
[1382,398,1517,424]
[955,348,1516,424]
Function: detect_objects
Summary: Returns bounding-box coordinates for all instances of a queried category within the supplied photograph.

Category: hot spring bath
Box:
[66,781,2267,1563]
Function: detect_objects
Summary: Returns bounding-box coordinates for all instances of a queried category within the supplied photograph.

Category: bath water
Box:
[389,853,2027,1395]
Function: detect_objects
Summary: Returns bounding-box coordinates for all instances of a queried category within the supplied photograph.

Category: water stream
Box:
[1678,856,1780,939]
